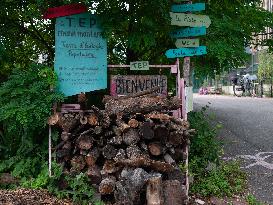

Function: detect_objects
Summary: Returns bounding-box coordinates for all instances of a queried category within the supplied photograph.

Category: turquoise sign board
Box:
[171,3,205,13]
[165,46,207,58]
[54,13,107,96]
[170,27,206,38]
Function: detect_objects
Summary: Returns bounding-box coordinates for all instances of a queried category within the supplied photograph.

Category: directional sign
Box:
[171,3,205,13]
[165,46,207,58]
[175,39,199,48]
[43,4,87,19]
[170,12,211,28]
[170,27,206,38]
[172,0,189,2]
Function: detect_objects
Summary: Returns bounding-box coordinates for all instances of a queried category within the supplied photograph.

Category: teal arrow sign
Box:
[165,46,207,58]
[171,3,205,13]
[170,27,206,38]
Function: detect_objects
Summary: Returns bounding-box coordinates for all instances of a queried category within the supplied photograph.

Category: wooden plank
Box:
[165,46,207,58]
[110,75,167,96]
[171,3,205,13]
[43,4,87,19]
[175,39,199,48]
[170,12,211,28]
[170,27,206,38]
[130,61,149,70]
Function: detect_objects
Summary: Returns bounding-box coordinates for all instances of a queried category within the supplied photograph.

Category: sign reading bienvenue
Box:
[170,12,211,28]
[54,13,107,96]
[170,27,206,38]
[110,75,167,96]
[165,46,207,58]
[171,3,205,13]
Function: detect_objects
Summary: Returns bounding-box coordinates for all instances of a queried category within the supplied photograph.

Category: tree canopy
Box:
[1,0,273,78]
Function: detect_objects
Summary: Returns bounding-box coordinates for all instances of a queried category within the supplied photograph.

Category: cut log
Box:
[112,126,122,136]
[80,116,88,125]
[102,160,121,174]
[77,135,94,150]
[48,112,60,125]
[87,113,99,126]
[163,180,187,205]
[116,115,130,133]
[170,118,190,129]
[114,149,127,162]
[70,155,86,172]
[148,143,162,156]
[99,176,116,195]
[108,135,123,145]
[145,113,171,122]
[126,145,142,159]
[128,119,139,128]
[146,176,164,205]
[104,95,181,116]
[86,148,100,167]
[116,157,175,173]
[87,165,102,185]
[61,132,71,141]
[123,129,140,145]
[154,125,169,142]
[139,122,154,140]
[102,144,117,160]
[168,131,184,146]
[94,126,103,135]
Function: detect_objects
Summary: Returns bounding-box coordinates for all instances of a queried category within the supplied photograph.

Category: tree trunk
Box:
[146,176,164,205]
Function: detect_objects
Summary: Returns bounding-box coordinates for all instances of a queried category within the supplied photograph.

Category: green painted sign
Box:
[175,38,199,48]
[130,61,149,70]
[165,46,207,58]
[171,3,205,13]
[170,12,211,28]
[172,0,189,2]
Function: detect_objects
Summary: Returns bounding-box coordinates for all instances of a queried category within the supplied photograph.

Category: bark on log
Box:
[70,155,86,172]
[102,160,121,174]
[154,125,169,142]
[104,96,181,116]
[108,136,123,145]
[163,154,175,165]
[61,132,71,141]
[123,129,140,145]
[168,131,184,146]
[146,176,164,205]
[126,145,142,159]
[148,143,162,156]
[145,113,171,122]
[163,180,187,205]
[87,165,102,185]
[114,149,127,162]
[99,176,116,195]
[102,144,117,160]
[116,116,130,133]
[139,122,154,140]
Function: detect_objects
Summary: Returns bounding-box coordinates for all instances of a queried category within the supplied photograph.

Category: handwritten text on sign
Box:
[175,39,199,48]
[171,3,205,13]
[110,75,167,96]
[55,13,107,96]
[165,46,207,58]
[130,61,149,70]
[170,27,206,38]
[170,12,211,28]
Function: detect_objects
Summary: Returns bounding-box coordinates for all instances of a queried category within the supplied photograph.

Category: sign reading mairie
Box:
[110,75,167,96]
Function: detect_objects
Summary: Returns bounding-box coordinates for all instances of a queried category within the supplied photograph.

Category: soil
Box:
[0,188,73,205]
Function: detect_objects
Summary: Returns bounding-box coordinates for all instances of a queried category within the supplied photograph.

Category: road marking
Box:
[238,152,273,170]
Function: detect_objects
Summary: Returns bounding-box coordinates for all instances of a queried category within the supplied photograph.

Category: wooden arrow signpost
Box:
[165,46,207,58]
[170,12,211,28]
[171,3,205,13]
[175,39,199,48]
[170,26,206,38]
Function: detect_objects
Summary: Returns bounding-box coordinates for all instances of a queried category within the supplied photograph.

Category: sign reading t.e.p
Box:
[54,13,107,96]
[130,61,149,71]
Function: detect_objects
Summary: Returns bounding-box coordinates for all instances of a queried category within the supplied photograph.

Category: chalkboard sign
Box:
[130,61,149,70]
[175,39,199,48]
[110,75,167,96]
[54,13,107,96]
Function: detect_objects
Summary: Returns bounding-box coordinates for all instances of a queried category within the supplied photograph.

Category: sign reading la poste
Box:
[54,13,107,96]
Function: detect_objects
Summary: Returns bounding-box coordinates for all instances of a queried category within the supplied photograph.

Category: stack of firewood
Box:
[48,91,194,205]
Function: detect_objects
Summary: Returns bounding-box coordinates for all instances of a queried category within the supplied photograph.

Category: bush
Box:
[188,107,247,197]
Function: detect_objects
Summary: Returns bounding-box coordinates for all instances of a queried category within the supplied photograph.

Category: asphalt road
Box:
[193,94,273,204]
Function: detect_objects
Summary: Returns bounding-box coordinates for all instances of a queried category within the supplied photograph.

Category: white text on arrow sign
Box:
[175,39,199,48]
[170,12,211,28]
